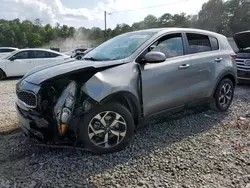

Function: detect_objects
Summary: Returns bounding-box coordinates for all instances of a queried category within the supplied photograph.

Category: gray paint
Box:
[144,51,166,63]
[82,63,140,102]
[22,28,236,118]
[82,28,236,116]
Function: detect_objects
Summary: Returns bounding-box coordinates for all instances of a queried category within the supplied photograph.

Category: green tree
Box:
[197,0,226,33]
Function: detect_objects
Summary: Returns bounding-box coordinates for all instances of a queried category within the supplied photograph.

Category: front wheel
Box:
[76,55,82,60]
[79,103,135,154]
[0,69,5,80]
[210,78,234,111]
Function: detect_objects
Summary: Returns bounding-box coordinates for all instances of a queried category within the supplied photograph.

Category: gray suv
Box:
[16,28,237,154]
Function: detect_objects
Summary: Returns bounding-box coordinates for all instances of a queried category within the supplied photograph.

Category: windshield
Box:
[84,32,156,61]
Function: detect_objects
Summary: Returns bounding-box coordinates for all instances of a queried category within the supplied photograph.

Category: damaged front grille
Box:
[16,90,37,108]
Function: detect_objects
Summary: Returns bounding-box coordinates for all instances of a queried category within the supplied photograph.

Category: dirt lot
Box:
[0,79,249,188]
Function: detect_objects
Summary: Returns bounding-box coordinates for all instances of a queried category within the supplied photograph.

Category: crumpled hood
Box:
[23,59,125,85]
[233,31,250,50]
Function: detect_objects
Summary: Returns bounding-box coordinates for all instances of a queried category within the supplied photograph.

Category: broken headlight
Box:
[54,81,77,135]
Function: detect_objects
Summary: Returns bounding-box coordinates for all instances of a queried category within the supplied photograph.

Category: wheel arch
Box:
[212,70,237,97]
[99,91,143,126]
[0,68,6,79]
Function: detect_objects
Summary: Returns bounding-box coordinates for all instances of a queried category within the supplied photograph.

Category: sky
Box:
[0,0,209,29]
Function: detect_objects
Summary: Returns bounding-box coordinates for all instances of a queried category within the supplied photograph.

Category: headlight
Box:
[54,81,77,135]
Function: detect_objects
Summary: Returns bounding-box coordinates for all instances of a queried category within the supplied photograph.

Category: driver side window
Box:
[13,51,29,59]
[151,34,184,58]
[137,33,184,62]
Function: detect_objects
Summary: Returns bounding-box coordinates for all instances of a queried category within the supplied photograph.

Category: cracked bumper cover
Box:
[16,103,53,142]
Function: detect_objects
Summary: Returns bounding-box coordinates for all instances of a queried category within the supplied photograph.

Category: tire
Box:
[0,69,5,80]
[76,56,82,60]
[210,78,234,112]
[79,103,135,154]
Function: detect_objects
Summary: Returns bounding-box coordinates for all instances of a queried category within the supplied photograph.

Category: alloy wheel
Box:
[88,111,127,148]
[218,83,233,108]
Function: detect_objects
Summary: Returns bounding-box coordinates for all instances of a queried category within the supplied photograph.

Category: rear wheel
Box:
[0,69,5,80]
[79,103,135,154]
[210,78,234,111]
[76,55,82,60]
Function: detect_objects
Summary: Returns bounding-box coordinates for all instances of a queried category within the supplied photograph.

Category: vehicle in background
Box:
[233,31,250,83]
[0,47,18,58]
[64,48,87,57]
[0,48,71,80]
[16,28,236,154]
[74,47,95,60]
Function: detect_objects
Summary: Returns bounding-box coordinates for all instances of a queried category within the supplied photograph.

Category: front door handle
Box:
[179,64,190,69]
[215,57,223,62]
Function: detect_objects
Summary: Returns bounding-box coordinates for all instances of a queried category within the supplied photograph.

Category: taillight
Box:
[231,54,237,60]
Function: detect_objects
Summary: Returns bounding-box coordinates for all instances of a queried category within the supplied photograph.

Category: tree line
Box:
[0,0,249,48]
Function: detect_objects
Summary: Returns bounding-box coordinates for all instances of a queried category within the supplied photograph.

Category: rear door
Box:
[184,33,219,102]
[33,50,64,68]
[6,51,34,76]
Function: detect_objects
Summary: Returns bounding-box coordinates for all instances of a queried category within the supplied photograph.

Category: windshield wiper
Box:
[83,57,100,61]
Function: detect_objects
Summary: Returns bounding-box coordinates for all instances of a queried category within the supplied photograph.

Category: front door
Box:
[139,33,193,116]
[6,51,34,77]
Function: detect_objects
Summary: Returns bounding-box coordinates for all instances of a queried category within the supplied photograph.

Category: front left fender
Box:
[81,62,140,103]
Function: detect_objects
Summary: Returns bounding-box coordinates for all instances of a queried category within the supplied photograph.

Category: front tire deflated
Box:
[79,103,135,154]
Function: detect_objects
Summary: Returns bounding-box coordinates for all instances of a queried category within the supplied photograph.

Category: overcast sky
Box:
[0,0,208,29]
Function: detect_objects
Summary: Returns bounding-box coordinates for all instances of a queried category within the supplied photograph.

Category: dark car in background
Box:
[74,47,95,60]
[233,31,250,83]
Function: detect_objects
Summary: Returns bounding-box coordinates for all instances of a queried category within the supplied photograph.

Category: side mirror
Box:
[144,51,166,63]
[9,55,16,61]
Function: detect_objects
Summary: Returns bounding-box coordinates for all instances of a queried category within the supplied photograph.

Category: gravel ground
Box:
[0,79,249,188]
[0,78,19,132]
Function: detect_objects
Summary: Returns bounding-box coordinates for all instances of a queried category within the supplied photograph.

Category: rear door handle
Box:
[179,64,190,69]
[215,57,223,62]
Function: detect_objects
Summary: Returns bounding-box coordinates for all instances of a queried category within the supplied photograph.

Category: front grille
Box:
[17,90,37,108]
[236,58,250,70]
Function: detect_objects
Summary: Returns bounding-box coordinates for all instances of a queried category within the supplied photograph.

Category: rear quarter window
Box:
[49,52,60,57]
[209,37,219,50]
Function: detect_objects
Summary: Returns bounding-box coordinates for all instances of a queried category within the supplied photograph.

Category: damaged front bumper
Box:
[16,80,95,147]
[16,104,55,142]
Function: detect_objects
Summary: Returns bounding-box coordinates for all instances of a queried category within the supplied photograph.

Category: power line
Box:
[110,0,189,14]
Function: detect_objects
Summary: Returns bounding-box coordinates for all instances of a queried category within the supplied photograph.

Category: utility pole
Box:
[104,11,111,41]
[104,11,107,41]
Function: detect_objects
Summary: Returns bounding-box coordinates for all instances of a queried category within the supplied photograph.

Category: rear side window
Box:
[209,37,219,50]
[34,51,60,58]
[34,51,47,58]
[186,33,212,54]
[14,51,30,59]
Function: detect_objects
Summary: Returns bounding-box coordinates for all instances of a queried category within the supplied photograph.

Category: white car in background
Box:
[0,47,18,58]
[0,48,71,80]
